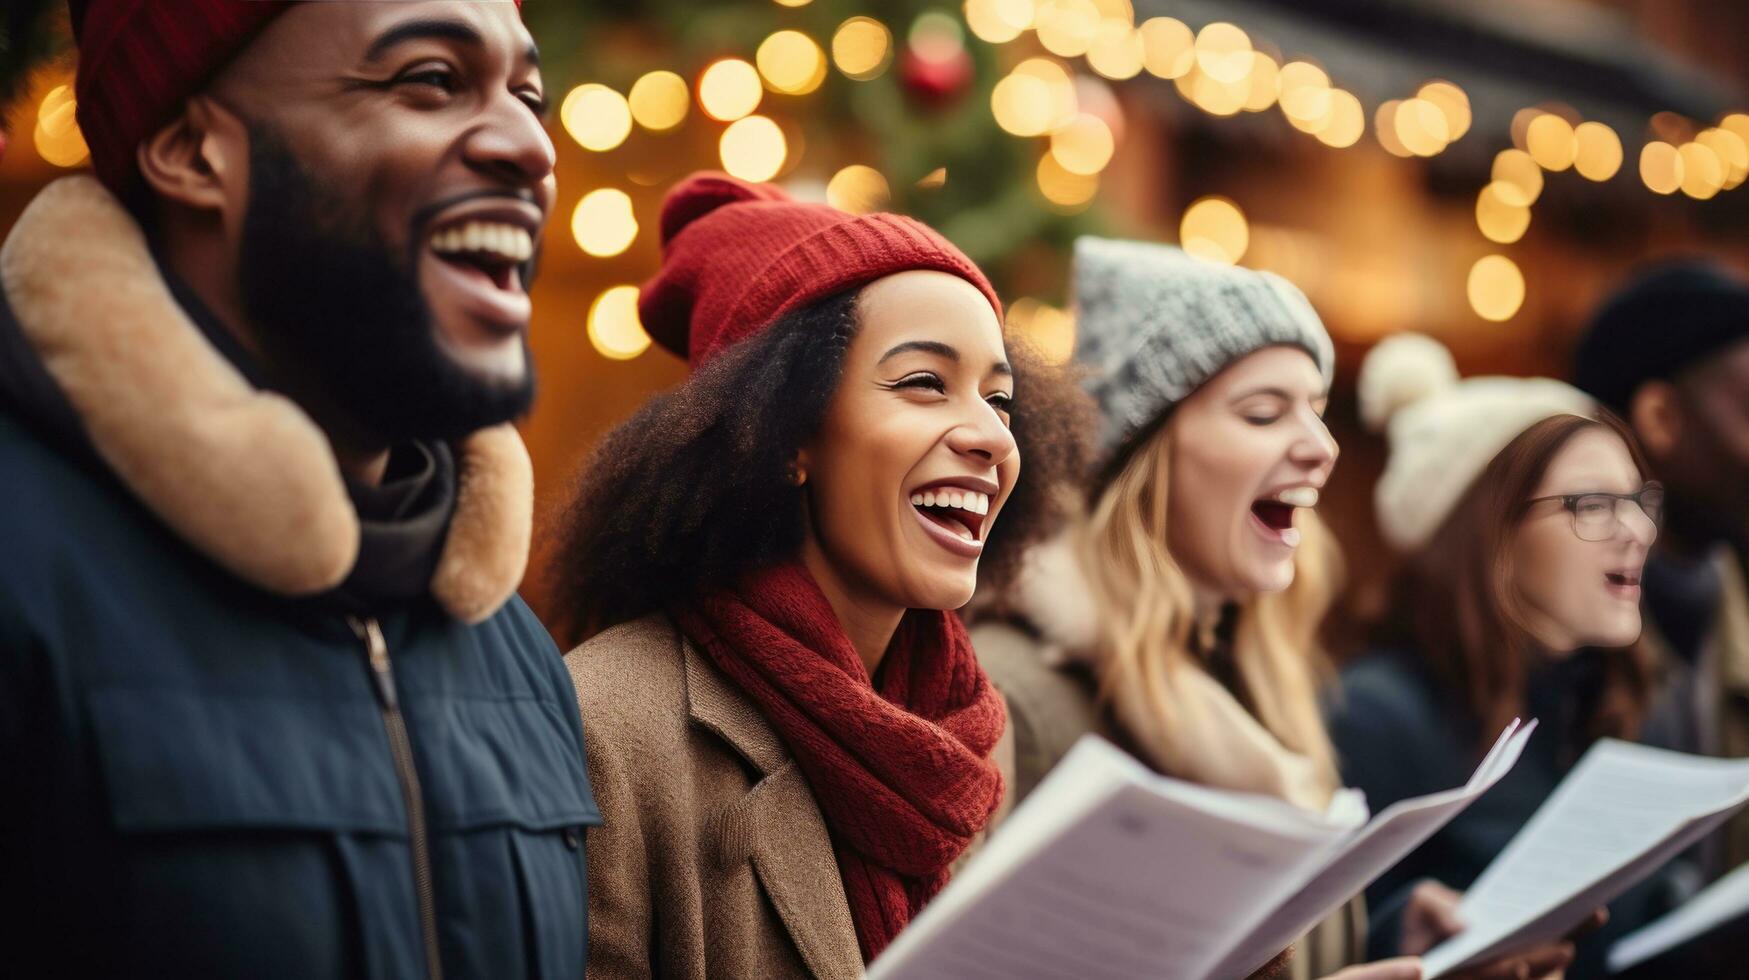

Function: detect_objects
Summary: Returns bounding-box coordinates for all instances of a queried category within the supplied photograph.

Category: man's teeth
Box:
[1273,487,1320,508]
[908,489,991,515]
[430,221,535,262]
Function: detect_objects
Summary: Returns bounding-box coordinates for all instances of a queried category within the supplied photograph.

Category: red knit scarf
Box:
[672,563,1007,962]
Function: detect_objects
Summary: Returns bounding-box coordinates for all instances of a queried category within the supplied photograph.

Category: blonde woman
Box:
[973,237,1581,980]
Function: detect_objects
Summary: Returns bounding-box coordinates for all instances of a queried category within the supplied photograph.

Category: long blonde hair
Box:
[1082,425,1344,789]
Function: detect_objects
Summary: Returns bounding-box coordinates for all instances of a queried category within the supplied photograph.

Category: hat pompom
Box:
[1358,333,1458,432]
[657,172,789,245]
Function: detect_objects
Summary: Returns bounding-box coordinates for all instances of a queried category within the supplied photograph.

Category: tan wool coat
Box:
[568,614,1013,979]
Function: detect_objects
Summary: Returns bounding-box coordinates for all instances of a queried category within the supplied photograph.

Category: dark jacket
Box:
[1329,648,1683,979]
[0,176,598,978]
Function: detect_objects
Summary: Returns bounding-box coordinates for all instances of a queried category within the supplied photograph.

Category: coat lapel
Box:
[683,644,863,980]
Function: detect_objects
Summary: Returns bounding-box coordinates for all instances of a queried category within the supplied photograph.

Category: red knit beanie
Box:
[70,0,522,195]
[640,172,1002,367]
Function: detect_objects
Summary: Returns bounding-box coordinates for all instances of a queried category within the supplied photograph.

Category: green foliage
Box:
[532,0,1092,296]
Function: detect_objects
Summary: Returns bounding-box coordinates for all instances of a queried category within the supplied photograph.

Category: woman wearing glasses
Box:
[1330,334,1671,979]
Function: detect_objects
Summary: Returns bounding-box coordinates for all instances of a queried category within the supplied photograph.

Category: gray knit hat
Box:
[1072,235,1336,466]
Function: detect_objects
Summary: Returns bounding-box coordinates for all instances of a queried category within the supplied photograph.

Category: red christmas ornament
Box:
[899,45,973,110]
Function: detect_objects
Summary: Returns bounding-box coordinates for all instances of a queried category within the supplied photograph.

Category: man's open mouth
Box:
[429,220,535,293]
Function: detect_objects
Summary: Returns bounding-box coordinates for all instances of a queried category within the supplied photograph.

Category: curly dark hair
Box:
[547,288,1094,644]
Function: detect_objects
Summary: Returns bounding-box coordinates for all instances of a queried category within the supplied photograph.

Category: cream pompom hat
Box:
[1358,333,1595,552]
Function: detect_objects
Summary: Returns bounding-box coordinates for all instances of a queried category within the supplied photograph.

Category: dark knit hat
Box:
[69,1,521,195]
[639,172,1001,367]
[1574,260,1749,413]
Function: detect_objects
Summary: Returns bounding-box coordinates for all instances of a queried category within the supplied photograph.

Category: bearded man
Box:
[0,3,596,977]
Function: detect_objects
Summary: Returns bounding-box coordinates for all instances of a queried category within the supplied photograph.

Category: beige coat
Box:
[568,614,1013,979]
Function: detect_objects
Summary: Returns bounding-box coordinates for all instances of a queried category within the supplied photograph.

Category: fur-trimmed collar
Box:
[1003,528,1104,664]
[0,176,531,623]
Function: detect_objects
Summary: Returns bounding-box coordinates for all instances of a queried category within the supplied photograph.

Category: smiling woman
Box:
[969,240,1587,980]
[548,173,1089,978]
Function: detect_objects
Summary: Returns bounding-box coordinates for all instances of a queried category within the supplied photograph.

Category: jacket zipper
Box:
[349,615,444,980]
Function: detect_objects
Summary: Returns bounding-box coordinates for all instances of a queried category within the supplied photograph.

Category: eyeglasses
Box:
[1523,482,1665,542]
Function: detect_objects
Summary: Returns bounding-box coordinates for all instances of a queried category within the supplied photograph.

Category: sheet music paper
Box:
[1421,741,1749,978]
[870,721,1532,980]
[1607,861,1749,972]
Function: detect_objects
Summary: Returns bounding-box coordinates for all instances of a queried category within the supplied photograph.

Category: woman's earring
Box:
[787,463,806,486]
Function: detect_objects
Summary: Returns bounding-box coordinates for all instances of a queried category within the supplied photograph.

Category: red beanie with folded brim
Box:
[70,0,522,196]
[640,172,1003,368]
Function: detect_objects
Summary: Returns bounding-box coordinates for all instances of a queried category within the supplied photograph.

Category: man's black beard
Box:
[236,124,536,446]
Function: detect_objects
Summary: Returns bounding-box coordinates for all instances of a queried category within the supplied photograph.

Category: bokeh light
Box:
[628,71,690,132]
[718,115,787,181]
[1242,53,1280,113]
[1525,113,1577,171]
[1178,64,1247,117]
[1468,255,1525,322]
[826,164,891,214]
[1194,23,1253,84]
[832,17,894,81]
[1007,297,1077,366]
[1036,152,1099,211]
[1511,108,1545,151]
[1492,149,1545,203]
[1416,81,1471,142]
[965,0,1036,45]
[757,30,828,96]
[1139,17,1195,79]
[1050,113,1115,175]
[1476,182,1532,244]
[33,85,88,168]
[1086,19,1144,80]
[1639,141,1683,195]
[698,59,763,121]
[1179,196,1248,265]
[1393,98,1450,156]
[1035,0,1099,58]
[1315,90,1364,147]
[587,286,653,361]
[572,189,638,258]
[992,72,1056,136]
[1374,100,1412,157]
[561,84,633,152]
[1572,121,1622,181]
[1277,62,1331,131]
[1677,141,1724,199]
[1696,127,1748,189]
[1000,57,1077,133]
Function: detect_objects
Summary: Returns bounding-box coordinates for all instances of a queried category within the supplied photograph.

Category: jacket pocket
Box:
[409,696,601,980]
[86,685,417,978]
[90,686,407,834]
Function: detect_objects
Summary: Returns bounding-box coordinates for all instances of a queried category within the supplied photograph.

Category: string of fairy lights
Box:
[15,0,1749,362]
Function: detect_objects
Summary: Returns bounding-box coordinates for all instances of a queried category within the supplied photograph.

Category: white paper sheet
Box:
[1421,741,1749,978]
[1607,861,1749,973]
[870,721,1532,980]
[1206,720,1537,980]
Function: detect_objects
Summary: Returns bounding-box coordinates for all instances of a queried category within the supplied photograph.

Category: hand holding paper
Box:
[1419,741,1749,978]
